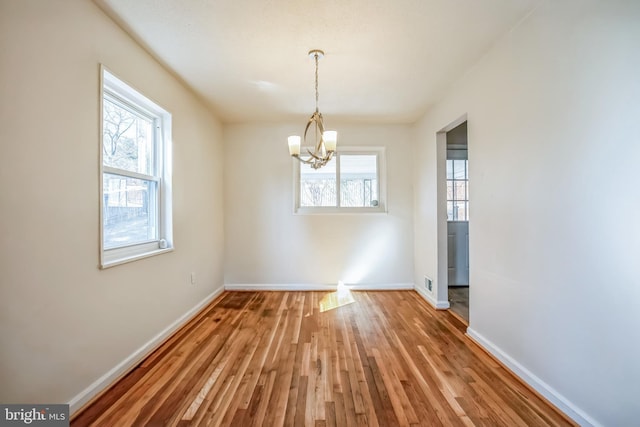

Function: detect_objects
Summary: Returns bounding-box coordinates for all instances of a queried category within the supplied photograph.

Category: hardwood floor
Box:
[72,291,574,426]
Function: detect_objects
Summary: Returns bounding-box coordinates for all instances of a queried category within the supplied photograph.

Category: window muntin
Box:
[100,67,172,267]
[295,147,385,213]
[446,159,468,221]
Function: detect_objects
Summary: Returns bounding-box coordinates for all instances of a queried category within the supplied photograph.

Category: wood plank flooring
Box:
[72,291,575,426]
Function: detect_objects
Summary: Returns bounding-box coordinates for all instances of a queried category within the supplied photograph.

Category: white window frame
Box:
[446,156,468,222]
[293,146,387,214]
[100,66,173,268]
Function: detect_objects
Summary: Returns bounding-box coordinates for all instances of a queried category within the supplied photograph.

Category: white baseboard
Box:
[224,283,415,292]
[466,328,600,427]
[415,286,450,309]
[68,286,224,415]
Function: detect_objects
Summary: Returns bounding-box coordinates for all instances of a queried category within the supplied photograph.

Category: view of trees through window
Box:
[300,158,337,207]
[102,95,157,248]
[300,154,378,208]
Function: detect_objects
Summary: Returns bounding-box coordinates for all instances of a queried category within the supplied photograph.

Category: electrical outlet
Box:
[190,272,197,285]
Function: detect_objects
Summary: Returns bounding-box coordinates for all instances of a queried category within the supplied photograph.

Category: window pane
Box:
[455,181,466,201]
[300,157,337,207]
[447,181,454,200]
[103,173,157,248]
[340,155,378,207]
[447,201,454,221]
[446,160,454,180]
[454,160,466,179]
[454,201,467,221]
[103,97,154,175]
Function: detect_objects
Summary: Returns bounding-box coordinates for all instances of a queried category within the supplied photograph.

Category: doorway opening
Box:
[441,120,469,323]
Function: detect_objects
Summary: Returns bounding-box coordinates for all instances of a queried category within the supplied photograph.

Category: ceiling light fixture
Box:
[287,49,337,169]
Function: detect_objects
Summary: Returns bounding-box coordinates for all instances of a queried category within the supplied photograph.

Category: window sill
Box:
[100,247,174,269]
[294,207,388,215]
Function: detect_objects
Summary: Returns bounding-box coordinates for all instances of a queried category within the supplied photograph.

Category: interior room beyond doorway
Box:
[446,121,469,323]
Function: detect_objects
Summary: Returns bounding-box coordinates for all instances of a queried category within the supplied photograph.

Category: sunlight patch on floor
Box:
[319,282,356,313]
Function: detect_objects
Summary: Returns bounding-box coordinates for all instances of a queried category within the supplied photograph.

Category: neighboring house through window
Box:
[100,67,172,267]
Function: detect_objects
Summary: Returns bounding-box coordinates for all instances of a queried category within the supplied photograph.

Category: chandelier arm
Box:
[293,150,332,168]
[292,154,315,165]
[306,148,326,161]
[303,112,325,140]
[315,113,325,154]
[303,112,326,156]
[303,114,316,143]
[326,151,335,162]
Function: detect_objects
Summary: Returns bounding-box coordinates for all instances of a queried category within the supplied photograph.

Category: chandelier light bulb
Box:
[288,135,301,156]
[323,131,337,152]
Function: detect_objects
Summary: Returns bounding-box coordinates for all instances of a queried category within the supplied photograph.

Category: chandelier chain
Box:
[314,52,319,113]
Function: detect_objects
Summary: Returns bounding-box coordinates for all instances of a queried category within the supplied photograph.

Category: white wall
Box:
[413,0,640,425]
[0,0,224,411]
[224,123,414,287]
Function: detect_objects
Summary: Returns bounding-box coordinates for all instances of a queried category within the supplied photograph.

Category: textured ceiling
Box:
[95,0,539,123]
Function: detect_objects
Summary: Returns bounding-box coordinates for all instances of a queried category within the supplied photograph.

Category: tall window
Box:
[296,148,385,213]
[446,159,468,221]
[100,68,172,267]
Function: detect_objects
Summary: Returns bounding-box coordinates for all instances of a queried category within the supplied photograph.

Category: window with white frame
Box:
[446,159,468,221]
[100,67,172,267]
[295,147,386,213]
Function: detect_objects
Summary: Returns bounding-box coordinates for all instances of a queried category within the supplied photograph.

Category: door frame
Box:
[436,114,468,310]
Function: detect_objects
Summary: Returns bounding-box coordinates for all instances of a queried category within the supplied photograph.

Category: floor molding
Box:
[415,286,450,309]
[68,286,225,416]
[466,327,599,427]
[224,283,415,291]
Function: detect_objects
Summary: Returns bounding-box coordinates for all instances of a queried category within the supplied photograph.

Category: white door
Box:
[448,221,469,286]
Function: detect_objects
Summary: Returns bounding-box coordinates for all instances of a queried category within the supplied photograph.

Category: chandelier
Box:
[287,49,337,169]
